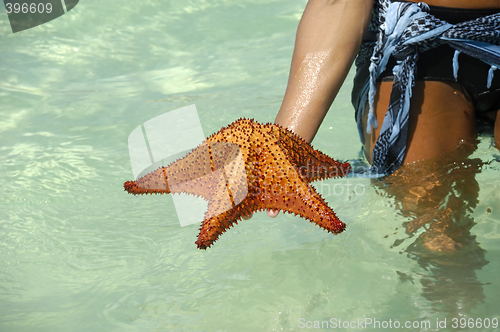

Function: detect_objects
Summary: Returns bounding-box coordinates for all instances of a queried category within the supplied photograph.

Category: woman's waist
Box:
[404,0,500,10]
[396,1,500,24]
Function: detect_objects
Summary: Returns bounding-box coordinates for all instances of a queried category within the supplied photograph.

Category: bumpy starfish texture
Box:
[124,118,351,249]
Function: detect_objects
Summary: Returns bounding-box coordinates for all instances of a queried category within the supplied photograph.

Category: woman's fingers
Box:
[241,209,280,220]
[267,209,279,218]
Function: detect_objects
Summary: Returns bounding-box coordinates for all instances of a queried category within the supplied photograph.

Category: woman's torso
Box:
[406,0,500,9]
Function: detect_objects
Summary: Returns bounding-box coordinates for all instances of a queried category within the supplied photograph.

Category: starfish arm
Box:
[257,169,346,235]
[195,197,258,249]
[275,125,351,182]
[288,185,345,234]
[124,141,229,199]
[124,166,170,195]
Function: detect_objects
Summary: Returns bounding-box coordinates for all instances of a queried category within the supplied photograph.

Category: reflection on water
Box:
[377,140,490,318]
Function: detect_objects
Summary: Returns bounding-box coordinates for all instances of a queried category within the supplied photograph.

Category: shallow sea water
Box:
[1,1,500,331]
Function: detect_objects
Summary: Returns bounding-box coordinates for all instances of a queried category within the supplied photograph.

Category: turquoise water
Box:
[1,1,500,331]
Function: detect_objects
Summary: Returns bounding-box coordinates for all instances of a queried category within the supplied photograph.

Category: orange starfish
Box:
[124,119,351,249]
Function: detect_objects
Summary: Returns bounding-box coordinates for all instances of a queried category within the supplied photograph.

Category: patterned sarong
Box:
[353,0,500,177]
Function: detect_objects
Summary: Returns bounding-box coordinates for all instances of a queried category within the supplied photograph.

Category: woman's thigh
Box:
[362,80,477,164]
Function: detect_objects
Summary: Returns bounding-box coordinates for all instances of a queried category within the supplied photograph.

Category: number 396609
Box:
[5,2,53,14]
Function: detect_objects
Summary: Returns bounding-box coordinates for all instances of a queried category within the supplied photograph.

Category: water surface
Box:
[1,1,499,331]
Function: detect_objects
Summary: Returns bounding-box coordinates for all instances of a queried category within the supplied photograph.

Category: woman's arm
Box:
[258,0,374,219]
[275,0,374,143]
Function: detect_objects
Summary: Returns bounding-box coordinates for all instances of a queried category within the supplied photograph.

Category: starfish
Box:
[124,118,351,249]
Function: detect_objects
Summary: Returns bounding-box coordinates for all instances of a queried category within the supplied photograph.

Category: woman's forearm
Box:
[275,0,373,143]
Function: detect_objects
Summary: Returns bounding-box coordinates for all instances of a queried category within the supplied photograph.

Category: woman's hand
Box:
[242,209,280,220]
